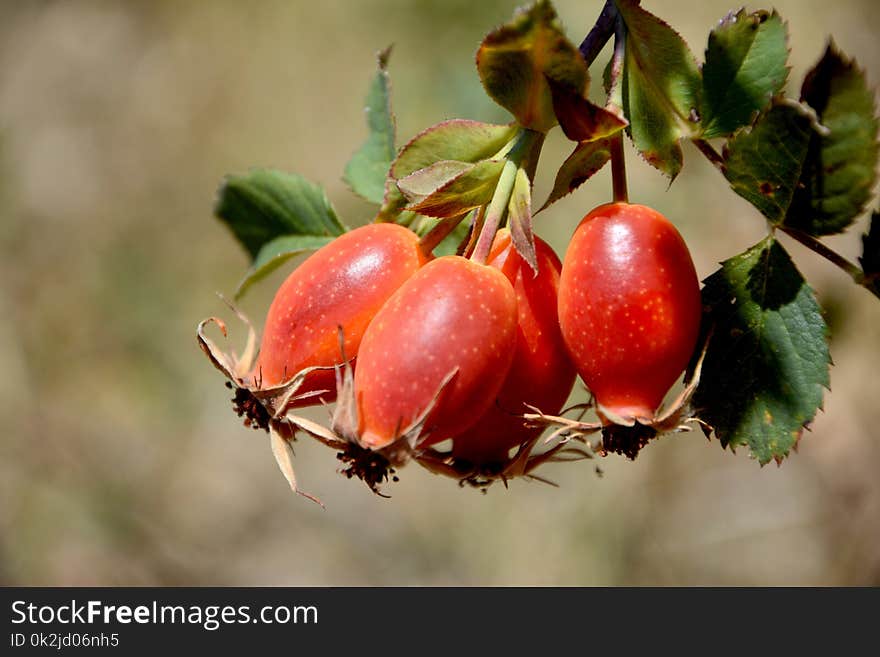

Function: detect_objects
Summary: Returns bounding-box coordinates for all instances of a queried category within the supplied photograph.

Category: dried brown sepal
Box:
[415,432,595,493]
[282,357,460,496]
[524,333,712,459]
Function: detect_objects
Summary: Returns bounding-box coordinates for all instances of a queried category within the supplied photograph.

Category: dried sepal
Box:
[524,333,711,459]
[415,429,595,492]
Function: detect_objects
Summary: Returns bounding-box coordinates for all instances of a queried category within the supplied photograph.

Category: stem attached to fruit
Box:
[607,16,629,204]
[471,160,518,265]
[418,213,468,256]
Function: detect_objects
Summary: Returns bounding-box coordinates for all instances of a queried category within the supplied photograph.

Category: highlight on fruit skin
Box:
[557,202,702,425]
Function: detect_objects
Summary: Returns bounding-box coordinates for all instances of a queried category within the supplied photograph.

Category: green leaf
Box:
[235,234,335,299]
[506,166,537,272]
[785,43,879,235]
[540,138,612,211]
[700,9,789,139]
[722,101,813,223]
[694,236,830,465]
[406,159,506,218]
[215,169,346,259]
[616,0,702,179]
[412,215,472,258]
[379,120,517,220]
[396,160,475,204]
[861,210,880,299]
[344,47,396,204]
[476,0,588,133]
[547,76,627,142]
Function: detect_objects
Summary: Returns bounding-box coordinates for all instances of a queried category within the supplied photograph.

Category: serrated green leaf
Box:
[694,237,830,465]
[785,43,879,235]
[616,0,701,179]
[700,9,789,139]
[235,234,335,299]
[722,102,812,223]
[215,169,345,259]
[861,210,880,299]
[547,76,627,142]
[407,159,506,218]
[477,0,588,132]
[378,120,517,220]
[506,166,537,272]
[541,138,612,211]
[344,48,396,204]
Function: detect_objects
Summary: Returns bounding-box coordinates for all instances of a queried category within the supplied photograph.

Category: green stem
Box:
[419,214,468,256]
[471,160,518,264]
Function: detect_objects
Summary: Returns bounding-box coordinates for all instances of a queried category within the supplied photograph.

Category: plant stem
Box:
[780,225,867,286]
[419,214,468,255]
[691,138,725,173]
[607,15,628,204]
[471,160,518,264]
[579,0,618,66]
[689,136,874,292]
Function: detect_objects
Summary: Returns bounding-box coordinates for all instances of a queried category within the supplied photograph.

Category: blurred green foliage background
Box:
[1,0,878,586]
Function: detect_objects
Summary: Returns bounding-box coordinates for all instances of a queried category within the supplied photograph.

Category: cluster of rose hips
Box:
[200,200,702,498]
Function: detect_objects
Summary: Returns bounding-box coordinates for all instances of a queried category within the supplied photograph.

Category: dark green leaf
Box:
[694,237,830,465]
[378,120,517,220]
[861,210,880,299]
[235,234,335,299]
[700,9,789,139]
[785,43,879,235]
[540,138,612,211]
[406,159,506,218]
[616,0,702,179]
[344,47,396,204]
[215,169,345,259]
[722,102,812,223]
[477,0,588,132]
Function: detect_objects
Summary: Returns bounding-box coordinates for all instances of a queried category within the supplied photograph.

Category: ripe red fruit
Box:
[450,229,576,465]
[353,256,518,450]
[252,223,427,402]
[557,202,701,422]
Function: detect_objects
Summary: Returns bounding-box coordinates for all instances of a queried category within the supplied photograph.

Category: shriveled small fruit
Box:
[252,222,427,403]
[558,202,701,423]
[352,255,518,451]
[449,229,576,465]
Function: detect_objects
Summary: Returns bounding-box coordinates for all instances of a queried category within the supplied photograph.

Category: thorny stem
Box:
[691,136,875,292]
[608,15,628,204]
[471,159,518,264]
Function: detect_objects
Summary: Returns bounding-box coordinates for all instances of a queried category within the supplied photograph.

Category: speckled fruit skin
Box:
[450,230,576,464]
[253,223,427,401]
[558,202,701,420]
[354,256,518,450]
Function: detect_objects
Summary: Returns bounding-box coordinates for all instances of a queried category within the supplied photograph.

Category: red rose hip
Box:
[354,256,518,450]
[557,202,701,422]
[252,222,427,402]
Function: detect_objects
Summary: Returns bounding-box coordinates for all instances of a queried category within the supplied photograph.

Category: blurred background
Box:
[1,0,878,586]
